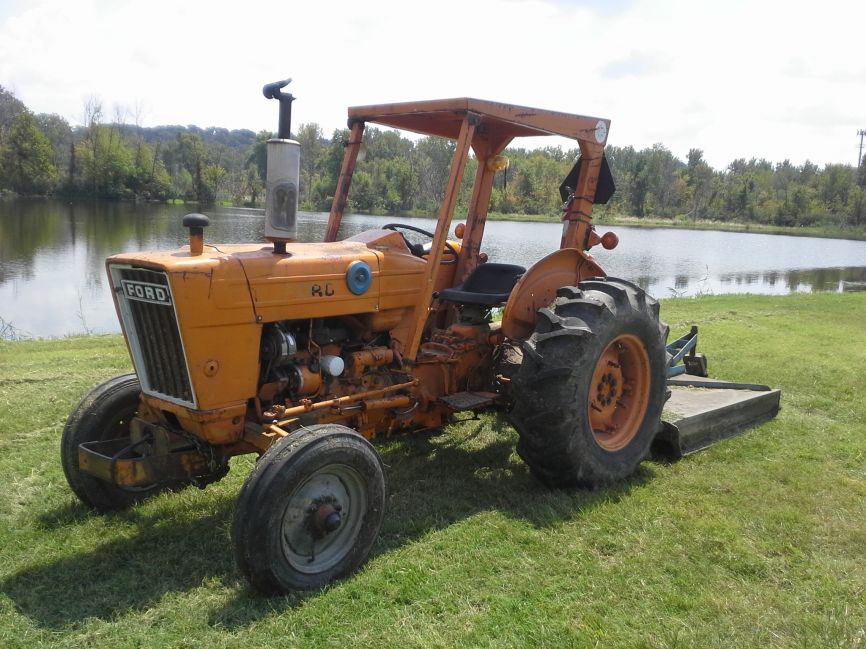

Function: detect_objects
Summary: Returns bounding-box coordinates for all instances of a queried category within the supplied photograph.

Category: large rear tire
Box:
[61,374,163,511]
[232,424,386,594]
[509,277,668,487]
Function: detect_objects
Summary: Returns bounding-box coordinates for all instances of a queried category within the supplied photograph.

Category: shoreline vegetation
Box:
[1,292,864,646]
[2,85,866,241]
[481,211,866,241]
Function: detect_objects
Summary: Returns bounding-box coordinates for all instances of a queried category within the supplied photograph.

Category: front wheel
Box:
[232,424,386,594]
[509,277,668,487]
[61,374,163,510]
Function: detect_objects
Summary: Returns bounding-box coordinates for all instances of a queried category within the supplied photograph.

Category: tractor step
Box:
[654,375,781,458]
[440,391,499,411]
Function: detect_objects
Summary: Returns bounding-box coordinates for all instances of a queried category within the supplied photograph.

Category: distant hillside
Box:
[115,124,257,150]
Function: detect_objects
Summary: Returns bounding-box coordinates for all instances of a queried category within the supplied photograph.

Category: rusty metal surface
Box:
[404,115,477,360]
[347,98,609,143]
[339,98,611,258]
[560,143,604,250]
[279,379,418,418]
[500,248,606,340]
[325,121,365,242]
[78,438,212,488]
[452,132,514,288]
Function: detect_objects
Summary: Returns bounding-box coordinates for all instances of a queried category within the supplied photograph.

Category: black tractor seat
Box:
[436,263,526,306]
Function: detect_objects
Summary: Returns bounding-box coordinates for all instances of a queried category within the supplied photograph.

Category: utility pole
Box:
[859,129,866,169]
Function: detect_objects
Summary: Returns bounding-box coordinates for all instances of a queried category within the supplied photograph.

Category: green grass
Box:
[1,293,865,648]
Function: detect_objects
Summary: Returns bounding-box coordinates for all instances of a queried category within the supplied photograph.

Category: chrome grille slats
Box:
[112,267,195,407]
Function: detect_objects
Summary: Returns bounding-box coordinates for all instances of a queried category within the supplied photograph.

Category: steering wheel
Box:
[383,223,459,264]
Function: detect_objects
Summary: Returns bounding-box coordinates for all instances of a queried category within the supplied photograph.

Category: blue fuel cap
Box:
[346,260,372,295]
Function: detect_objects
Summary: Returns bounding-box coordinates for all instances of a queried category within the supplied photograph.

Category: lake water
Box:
[2,198,865,337]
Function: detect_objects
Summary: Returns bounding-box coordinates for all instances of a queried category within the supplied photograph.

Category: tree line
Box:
[2,85,865,228]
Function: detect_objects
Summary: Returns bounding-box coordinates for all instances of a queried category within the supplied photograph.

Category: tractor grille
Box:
[112,267,196,407]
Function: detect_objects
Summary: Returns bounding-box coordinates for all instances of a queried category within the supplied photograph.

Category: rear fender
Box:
[501,248,605,340]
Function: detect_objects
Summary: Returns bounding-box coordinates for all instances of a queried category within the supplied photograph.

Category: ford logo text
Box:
[120,280,172,306]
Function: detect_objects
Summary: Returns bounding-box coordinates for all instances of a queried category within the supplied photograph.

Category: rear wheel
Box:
[232,424,386,594]
[509,277,668,487]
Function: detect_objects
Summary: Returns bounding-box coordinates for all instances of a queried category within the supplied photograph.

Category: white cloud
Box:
[600,51,671,79]
[1,0,865,169]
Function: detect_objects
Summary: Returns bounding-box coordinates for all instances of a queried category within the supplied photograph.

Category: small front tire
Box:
[232,424,386,594]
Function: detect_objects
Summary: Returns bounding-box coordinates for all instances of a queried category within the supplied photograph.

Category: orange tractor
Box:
[62,81,777,594]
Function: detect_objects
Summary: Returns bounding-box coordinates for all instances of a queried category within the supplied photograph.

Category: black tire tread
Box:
[509,277,668,488]
[232,424,386,594]
[61,374,158,511]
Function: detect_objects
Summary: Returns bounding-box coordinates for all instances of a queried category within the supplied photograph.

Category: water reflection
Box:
[716,266,866,293]
[2,198,866,337]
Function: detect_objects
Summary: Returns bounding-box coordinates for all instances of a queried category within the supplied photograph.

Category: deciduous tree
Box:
[0,112,58,194]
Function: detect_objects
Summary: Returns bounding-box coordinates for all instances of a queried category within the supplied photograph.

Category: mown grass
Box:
[0,292,864,648]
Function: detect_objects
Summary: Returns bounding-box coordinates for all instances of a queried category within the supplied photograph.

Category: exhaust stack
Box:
[263,79,300,254]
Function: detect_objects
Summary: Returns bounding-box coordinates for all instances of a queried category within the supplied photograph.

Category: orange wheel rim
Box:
[588,334,651,451]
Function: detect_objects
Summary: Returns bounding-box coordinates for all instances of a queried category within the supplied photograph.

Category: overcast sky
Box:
[1,0,864,170]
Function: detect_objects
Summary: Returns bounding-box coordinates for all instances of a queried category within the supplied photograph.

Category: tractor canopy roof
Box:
[347,98,610,146]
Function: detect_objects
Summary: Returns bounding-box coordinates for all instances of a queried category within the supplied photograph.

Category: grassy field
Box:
[0,293,864,648]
